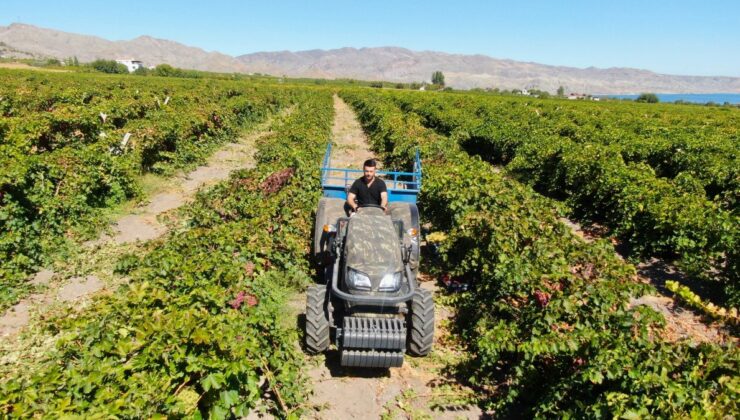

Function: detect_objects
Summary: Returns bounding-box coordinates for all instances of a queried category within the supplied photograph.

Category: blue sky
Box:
[2,0,738,76]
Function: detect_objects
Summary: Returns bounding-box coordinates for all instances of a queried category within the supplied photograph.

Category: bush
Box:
[132,66,150,76]
[153,64,203,78]
[636,93,659,103]
[153,64,178,77]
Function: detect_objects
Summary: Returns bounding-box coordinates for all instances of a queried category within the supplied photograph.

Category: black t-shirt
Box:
[349,176,387,206]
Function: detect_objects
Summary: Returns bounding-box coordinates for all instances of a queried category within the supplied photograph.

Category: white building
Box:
[115,59,144,72]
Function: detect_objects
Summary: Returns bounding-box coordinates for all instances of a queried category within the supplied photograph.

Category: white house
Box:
[115,59,144,72]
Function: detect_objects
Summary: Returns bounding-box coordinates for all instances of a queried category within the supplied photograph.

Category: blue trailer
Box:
[320,143,422,203]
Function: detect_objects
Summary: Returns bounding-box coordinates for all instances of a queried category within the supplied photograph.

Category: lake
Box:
[601,93,740,104]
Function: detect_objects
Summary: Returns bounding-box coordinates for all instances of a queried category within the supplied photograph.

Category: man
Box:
[347,158,388,214]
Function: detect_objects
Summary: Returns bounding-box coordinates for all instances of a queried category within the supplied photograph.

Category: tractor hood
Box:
[345,208,403,285]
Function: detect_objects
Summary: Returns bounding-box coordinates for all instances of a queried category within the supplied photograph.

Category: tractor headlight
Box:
[379,272,402,292]
[347,268,371,291]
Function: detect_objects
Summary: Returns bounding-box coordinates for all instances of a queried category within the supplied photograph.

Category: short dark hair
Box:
[363,159,377,168]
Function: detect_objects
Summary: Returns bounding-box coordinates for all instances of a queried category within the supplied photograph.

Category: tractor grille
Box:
[341,317,406,350]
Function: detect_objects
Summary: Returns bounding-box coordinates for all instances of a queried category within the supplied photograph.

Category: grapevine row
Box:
[394,92,739,207]
[392,92,739,306]
[0,70,296,310]
[0,88,334,417]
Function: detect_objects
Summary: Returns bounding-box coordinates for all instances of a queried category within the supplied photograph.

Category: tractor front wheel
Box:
[305,284,331,354]
[407,288,434,356]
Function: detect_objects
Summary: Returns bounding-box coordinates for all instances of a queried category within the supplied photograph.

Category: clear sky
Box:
[2,0,738,76]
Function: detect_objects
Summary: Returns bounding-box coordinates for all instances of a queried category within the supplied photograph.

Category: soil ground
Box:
[0,62,70,72]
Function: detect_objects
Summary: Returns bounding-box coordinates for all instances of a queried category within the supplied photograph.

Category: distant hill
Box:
[236,47,740,93]
[0,23,248,73]
[2,22,739,94]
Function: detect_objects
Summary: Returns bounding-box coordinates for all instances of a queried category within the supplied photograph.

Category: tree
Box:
[636,93,659,103]
[133,66,150,76]
[90,59,128,74]
[64,56,80,67]
[557,86,565,97]
[431,71,445,86]
[154,64,179,77]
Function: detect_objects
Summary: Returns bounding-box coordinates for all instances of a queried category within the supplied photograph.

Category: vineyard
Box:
[389,92,739,307]
[0,70,298,310]
[0,69,738,418]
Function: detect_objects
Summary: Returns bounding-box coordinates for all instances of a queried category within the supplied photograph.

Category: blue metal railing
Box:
[320,143,422,203]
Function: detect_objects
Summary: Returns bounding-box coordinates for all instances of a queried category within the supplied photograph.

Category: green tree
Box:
[90,59,128,74]
[133,66,150,76]
[636,93,659,103]
[154,64,179,77]
[431,71,445,86]
[557,85,565,97]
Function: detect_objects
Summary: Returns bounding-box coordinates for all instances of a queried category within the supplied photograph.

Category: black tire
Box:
[305,285,331,354]
[407,288,434,356]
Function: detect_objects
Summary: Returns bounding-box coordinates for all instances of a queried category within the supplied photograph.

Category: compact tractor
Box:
[305,144,434,368]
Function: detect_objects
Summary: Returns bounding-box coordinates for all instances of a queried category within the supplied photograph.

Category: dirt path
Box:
[0,62,70,72]
[328,94,374,169]
[299,281,483,419]
[289,96,483,419]
[0,114,282,339]
[321,94,377,191]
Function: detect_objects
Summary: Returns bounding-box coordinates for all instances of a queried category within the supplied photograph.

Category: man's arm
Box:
[347,179,360,212]
[347,192,359,212]
[380,191,388,211]
[378,179,388,211]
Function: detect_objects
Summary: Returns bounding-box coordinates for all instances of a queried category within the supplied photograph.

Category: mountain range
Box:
[2,22,739,94]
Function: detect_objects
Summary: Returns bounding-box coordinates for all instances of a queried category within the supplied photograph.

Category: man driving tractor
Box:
[307,143,432,368]
[347,158,388,213]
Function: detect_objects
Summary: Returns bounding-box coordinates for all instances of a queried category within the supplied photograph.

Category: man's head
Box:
[363,158,377,182]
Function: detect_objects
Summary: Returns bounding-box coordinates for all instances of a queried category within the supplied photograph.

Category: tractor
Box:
[305,144,434,368]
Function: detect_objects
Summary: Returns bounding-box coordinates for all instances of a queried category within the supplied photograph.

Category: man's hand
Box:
[347,192,358,215]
